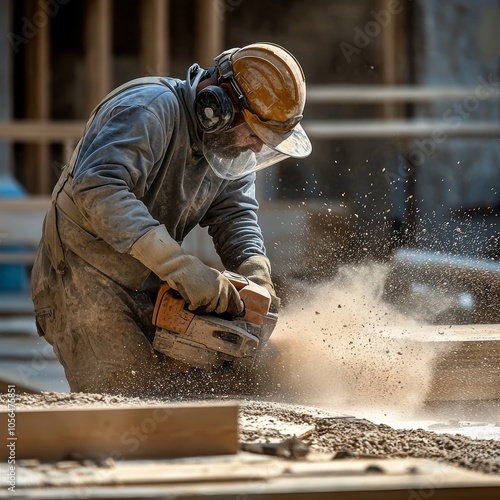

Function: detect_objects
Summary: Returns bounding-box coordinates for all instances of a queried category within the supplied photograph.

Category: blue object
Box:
[0,174,28,292]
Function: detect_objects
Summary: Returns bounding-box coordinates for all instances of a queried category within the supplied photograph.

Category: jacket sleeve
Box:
[200,172,267,271]
[70,97,177,254]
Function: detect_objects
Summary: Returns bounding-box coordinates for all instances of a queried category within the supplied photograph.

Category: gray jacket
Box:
[54,65,266,291]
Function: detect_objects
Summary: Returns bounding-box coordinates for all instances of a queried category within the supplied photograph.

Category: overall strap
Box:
[45,77,172,274]
[67,77,171,174]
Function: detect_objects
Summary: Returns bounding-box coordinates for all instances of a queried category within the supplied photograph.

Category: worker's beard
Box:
[203,124,287,180]
[203,126,249,159]
[203,127,256,179]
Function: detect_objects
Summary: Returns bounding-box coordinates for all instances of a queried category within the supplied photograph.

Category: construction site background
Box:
[1,8,500,495]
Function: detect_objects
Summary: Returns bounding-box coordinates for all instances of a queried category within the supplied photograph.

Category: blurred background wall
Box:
[1,0,500,285]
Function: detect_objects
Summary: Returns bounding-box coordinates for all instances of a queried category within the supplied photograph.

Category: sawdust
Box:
[239,400,500,475]
[2,393,499,474]
[253,263,448,419]
[3,263,498,476]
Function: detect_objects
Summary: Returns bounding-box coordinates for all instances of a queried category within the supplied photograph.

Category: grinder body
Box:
[152,272,277,369]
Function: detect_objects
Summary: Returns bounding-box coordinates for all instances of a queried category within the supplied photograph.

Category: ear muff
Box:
[194,86,235,133]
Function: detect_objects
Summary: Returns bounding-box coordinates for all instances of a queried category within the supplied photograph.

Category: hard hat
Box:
[202,42,312,180]
[230,42,311,159]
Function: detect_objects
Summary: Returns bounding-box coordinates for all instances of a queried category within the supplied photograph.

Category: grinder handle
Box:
[221,270,249,290]
[153,271,271,329]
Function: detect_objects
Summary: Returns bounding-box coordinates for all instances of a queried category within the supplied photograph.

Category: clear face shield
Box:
[203,121,289,180]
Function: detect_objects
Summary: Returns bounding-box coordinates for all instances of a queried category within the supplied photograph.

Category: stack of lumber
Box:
[384,324,500,402]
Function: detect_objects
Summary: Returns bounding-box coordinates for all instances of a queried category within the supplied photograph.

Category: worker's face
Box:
[204,115,264,159]
[202,114,287,180]
[225,122,264,157]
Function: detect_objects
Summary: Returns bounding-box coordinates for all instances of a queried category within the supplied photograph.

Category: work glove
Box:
[129,225,244,315]
[237,255,281,312]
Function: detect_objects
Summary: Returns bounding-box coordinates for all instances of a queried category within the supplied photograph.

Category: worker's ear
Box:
[194,85,235,133]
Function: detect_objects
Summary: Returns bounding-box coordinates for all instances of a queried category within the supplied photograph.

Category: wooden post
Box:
[25,0,51,194]
[377,0,406,119]
[376,0,417,245]
[0,0,12,181]
[141,0,169,76]
[85,0,112,114]
[195,0,223,67]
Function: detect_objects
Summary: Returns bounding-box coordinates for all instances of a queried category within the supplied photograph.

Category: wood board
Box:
[0,403,239,462]
[382,324,500,402]
[1,456,499,499]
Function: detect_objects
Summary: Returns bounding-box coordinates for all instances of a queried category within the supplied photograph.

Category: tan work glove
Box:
[237,255,281,312]
[129,225,243,315]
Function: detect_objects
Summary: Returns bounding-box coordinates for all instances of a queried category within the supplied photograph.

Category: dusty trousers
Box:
[30,244,188,396]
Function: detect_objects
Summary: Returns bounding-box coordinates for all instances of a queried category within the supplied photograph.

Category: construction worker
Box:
[31,42,312,396]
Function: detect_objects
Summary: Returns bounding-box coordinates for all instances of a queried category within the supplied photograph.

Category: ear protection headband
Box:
[194,49,250,133]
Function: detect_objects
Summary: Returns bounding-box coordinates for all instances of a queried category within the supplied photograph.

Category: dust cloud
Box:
[255,263,449,419]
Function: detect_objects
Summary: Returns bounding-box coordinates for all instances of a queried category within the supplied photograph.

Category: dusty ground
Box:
[3,265,498,477]
[2,391,499,475]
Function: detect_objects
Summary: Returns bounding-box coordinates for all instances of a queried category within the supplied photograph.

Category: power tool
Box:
[152,271,278,369]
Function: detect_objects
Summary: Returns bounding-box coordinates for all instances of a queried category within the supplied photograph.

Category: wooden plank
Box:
[0,309,64,395]
[2,457,500,499]
[0,380,37,395]
[0,120,85,141]
[0,196,51,211]
[0,317,38,336]
[2,119,500,142]
[0,361,68,394]
[429,366,500,402]
[0,251,38,264]
[0,335,56,360]
[388,324,500,359]
[0,403,239,461]
[0,302,64,393]
[0,293,35,315]
[302,119,500,139]
[306,85,500,103]
[141,0,169,76]
[383,325,500,401]
[0,196,50,247]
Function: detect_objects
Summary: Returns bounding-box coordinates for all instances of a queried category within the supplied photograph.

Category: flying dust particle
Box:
[254,263,449,419]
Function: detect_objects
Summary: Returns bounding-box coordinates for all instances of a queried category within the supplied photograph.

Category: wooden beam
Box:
[383,324,500,402]
[0,403,239,461]
[25,0,51,194]
[0,293,34,315]
[196,0,223,67]
[0,196,51,211]
[0,252,38,264]
[141,0,169,76]
[0,0,12,177]
[421,324,500,402]
[0,121,85,141]
[5,456,500,498]
[85,0,112,114]
[306,85,500,103]
[3,119,500,143]
[0,196,50,248]
[302,120,500,138]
